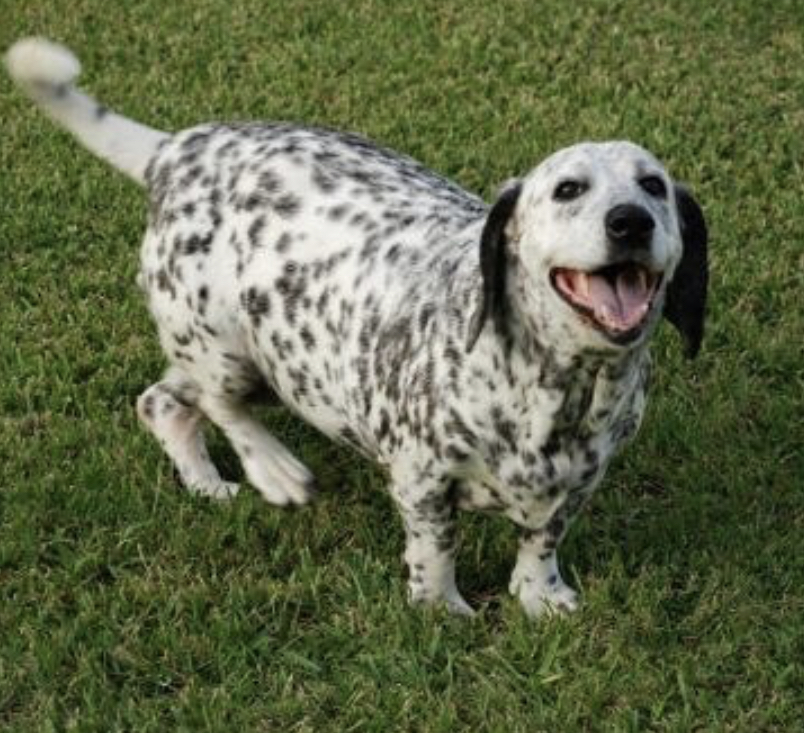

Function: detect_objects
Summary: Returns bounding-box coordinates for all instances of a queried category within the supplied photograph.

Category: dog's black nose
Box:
[605,204,655,247]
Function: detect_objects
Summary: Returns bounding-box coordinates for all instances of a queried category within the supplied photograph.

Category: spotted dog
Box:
[6,39,708,617]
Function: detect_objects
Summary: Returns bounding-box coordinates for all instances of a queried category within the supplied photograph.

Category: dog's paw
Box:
[408,585,475,618]
[237,433,316,507]
[445,592,476,617]
[245,455,316,506]
[510,573,579,619]
[521,584,579,618]
[188,479,241,501]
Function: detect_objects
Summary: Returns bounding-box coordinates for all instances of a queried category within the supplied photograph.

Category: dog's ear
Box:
[466,182,522,352]
[664,184,709,358]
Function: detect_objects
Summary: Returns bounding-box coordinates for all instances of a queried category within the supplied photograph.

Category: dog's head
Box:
[467,141,708,358]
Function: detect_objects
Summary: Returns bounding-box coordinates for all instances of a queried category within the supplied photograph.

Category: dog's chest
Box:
[455,360,649,527]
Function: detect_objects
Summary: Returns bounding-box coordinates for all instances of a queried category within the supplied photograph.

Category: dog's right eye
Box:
[553,179,588,202]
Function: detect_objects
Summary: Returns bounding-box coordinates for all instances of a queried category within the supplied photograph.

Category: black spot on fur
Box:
[259,169,282,194]
[274,193,301,219]
[328,204,350,221]
[140,394,155,420]
[311,166,339,193]
[156,269,176,300]
[275,232,293,254]
[248,216,267,249]
[385,243,402,264]
[174,331,194,347]
[491,406,517,451]
[275,266,307,326]
[241,287,271,325]
[196,285,210,314]
[300,325,316,351]
[183,232,214,256]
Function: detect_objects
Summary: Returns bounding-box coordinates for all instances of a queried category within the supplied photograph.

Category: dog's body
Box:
[6,39,707,617]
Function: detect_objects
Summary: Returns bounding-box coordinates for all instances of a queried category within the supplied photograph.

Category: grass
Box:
[1,0,803,730]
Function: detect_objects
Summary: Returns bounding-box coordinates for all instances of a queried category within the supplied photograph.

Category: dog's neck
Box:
[466,284,651,416]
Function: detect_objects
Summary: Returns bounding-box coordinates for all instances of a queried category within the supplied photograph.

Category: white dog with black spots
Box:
[6,38,708,618]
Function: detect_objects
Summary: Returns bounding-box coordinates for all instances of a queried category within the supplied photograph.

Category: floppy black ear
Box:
[466,182,522,352]
[664,185,709,358]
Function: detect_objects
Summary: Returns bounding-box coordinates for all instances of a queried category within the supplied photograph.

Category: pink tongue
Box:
[586,269,651,331]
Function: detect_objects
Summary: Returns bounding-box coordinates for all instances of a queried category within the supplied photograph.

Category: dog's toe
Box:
[188,479,241,501]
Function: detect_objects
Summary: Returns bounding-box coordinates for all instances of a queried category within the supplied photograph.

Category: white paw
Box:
[240,435,315,506]
[408,584,475,617]
[244,454,315,506]
[189,479,240,501]
[445,593,476,618]
[517,579,579,619]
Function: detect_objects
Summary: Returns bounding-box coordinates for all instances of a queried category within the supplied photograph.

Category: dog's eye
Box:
[553,179,588,202]
[639,175,667,198]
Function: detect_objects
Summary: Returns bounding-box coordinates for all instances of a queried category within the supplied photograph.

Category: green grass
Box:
[2,0,803,730]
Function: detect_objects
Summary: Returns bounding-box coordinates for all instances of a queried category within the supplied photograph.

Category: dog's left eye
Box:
[639,175,667,198]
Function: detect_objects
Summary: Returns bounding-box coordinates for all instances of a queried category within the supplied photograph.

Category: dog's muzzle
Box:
[549,203,664,343]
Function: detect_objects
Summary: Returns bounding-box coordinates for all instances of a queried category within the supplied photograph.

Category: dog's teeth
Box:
[638,268,653,294]
[637,268,647,291]
[577,273,590,300]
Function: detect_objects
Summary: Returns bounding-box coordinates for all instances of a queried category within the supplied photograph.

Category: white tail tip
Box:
[5,37,81,89]
[5,36,169,185]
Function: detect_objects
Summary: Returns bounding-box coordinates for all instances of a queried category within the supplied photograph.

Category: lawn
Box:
[1,0,803,730]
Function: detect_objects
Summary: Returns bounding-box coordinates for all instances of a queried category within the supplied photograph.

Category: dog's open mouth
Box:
[551,262,662,342]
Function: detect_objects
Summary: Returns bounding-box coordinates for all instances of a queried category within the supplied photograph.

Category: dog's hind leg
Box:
[198,393,315,507]
[137,367,238,499]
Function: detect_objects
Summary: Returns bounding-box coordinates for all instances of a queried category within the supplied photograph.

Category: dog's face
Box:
[469,141,708,357]
[518,141,681,350]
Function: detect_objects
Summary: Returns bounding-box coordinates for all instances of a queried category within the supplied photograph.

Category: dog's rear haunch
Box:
[6,38,707,617]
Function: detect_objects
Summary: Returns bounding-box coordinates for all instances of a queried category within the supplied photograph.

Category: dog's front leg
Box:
[392,477,473,616]
[509,479,602,618]
[509,521,580,619]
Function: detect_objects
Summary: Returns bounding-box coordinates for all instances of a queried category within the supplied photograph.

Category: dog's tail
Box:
[5,38,169,185]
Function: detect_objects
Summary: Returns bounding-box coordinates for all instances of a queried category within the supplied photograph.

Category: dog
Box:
[5,38,707,617]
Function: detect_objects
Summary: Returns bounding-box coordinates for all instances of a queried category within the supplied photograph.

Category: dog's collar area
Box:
[550,262,662,343]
